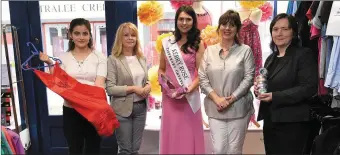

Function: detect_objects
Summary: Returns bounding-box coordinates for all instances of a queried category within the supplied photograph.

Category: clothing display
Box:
[293,2,339,154]
[286,0,299,15]
[240,18,263,77]
[160,51,205,154]
[1,126,25,154]
[325,36,340,92]
[196,7,212,31]
[320,1,333,25]
[295,1,319,60]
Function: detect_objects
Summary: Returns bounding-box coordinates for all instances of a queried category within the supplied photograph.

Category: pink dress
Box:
[160,51,205,154]
[196,7,212,31]
[240,18,263,77]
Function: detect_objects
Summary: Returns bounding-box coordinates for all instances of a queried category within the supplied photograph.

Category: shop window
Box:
[137,1,288,131]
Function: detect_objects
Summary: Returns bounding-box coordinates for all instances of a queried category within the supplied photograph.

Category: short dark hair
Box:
[269,13,300,52]
[67,18,93,51]
[217,10,242,44]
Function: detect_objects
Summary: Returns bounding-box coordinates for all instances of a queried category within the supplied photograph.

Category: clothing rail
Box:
[2,24,19,133]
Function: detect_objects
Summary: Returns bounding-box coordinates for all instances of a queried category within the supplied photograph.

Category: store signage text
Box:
[40,3,105,13]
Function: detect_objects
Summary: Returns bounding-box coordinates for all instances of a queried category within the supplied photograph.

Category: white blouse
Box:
[58,51,107,108]
[125,55,145,102]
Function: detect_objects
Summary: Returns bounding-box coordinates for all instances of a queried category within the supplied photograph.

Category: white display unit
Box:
[145,91,263,131]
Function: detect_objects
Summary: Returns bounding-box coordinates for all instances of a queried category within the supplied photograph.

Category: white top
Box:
[125,55,145,102]
[58,51,107,108]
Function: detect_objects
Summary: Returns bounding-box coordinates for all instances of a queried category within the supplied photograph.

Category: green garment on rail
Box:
[1,131,13,155]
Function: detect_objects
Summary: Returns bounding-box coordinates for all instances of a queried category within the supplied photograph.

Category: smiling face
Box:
[271,18,293,48]
[217,10,242,44]
[121,27,137,49]
[176,11,193,34]
[219,23,237,41]
[69,25,91,49]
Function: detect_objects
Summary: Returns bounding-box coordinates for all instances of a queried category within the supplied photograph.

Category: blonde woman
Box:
[106,22,150,155]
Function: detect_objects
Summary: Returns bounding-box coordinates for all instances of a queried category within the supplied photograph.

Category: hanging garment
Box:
[240,18,262,77]
[295,1,319,61]
[320,1,333,25]
[3,127,25,154]
[2,127,16,154]
[325,37,340,92]
[196,7,212,31]
[287,1,299,15]
[320,24,328,79]
[286,1,294,15]
[1,130,13,154]
[34,62,120,136]
[325,37,334,78]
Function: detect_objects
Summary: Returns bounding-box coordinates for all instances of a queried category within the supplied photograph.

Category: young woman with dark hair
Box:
[158,5,205,154]
[39,18,107,154]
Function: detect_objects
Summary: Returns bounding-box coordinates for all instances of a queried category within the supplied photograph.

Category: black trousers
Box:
[63,106,102,154]
[263,118,312,154]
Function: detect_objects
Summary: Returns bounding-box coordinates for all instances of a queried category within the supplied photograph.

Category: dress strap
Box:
[202,6,212,24]
[248,10,253,19]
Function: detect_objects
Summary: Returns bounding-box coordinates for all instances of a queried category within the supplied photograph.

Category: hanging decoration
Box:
[258,2,273,22]
[155,32,174,53]
[137,1,164,26]
[239,1,266,9]
[148,65,162,97]
[170,0,194,10]
[201,25,219,46]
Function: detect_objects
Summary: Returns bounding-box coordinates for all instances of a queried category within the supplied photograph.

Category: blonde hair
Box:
[111,22,143,58]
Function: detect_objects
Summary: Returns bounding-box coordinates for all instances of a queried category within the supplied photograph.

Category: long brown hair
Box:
[174,5,201,54]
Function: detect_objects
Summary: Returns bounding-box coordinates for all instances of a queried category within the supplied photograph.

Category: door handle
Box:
[34,38,39,44]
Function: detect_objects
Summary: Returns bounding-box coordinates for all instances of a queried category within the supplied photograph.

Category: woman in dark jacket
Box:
[254,13,318,154]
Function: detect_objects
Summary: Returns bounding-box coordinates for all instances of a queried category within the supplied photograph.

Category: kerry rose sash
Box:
[162,35,201,113]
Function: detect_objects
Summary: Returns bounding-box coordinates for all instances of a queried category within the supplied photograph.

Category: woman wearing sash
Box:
[198,10,255,154]
[106,22,150,155]
[158,6,205,154]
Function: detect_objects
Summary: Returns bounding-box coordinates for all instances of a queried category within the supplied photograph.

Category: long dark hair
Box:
[67,18,93,51]
[174,5,201,54]
[269,13,300,52]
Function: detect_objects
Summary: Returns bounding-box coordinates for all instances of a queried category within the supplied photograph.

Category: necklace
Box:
[70,51,91,81]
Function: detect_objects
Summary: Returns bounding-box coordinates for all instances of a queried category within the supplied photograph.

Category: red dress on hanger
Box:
[34,62,120,137]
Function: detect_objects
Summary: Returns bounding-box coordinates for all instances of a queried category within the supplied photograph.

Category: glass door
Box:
[35,1,115,154]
